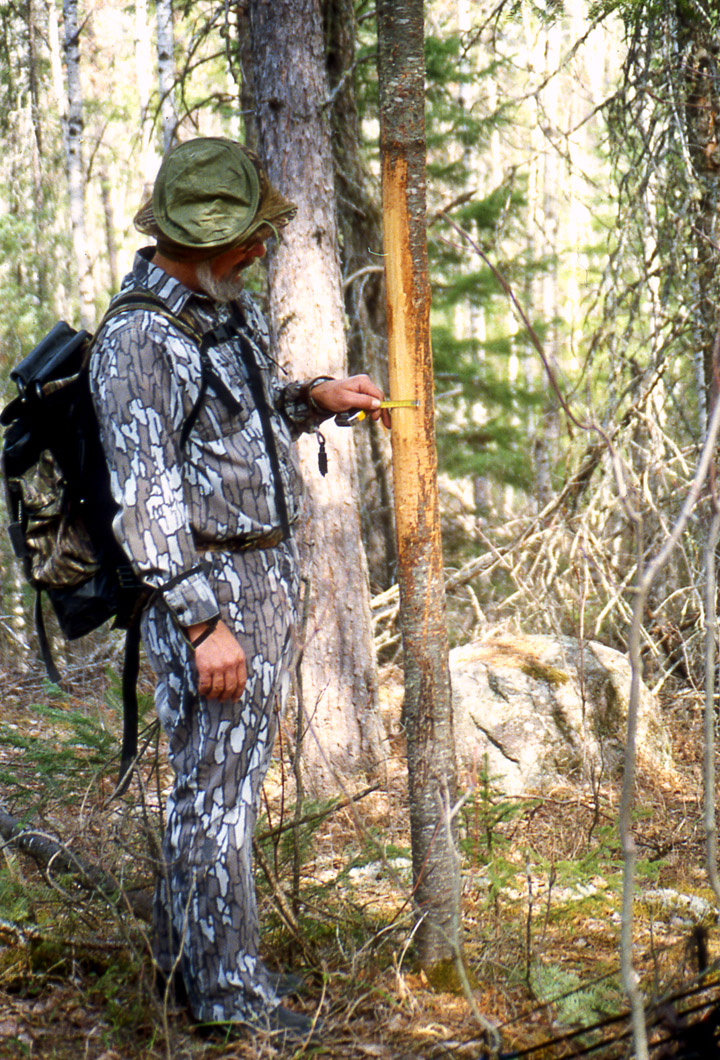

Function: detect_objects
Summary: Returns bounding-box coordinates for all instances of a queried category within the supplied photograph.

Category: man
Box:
[90,137,387,1039]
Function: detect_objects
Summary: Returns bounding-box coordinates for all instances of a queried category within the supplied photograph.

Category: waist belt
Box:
[193,528,285,553]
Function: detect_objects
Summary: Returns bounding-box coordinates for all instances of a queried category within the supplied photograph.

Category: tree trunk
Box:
[323,0,396,589]
[235,0,259,151]
[681,11,720,414]
[62,0,94,328]
[134,0,157,187]
[48,0,67,116]
[27,0,49,308]
[523,11,561,512]
[376,0,461,969]
[100,163,119,293]
[155,0,177,152]
[246,0,385,795]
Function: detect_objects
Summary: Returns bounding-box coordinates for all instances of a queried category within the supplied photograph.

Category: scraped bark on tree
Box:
[247,0,385,794]
[376,0,461,968]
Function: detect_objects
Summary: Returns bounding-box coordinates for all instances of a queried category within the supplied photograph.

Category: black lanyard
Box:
[229,305,291,540]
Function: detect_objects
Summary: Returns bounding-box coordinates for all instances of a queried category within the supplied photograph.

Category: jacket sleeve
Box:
[90,319,220,628]
[277,378,335,435]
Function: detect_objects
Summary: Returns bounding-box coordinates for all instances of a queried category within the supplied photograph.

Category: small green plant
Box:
[460,759,533,865]
[0,702,116,812]
[0,660,156,817]
[530,960,623,1038]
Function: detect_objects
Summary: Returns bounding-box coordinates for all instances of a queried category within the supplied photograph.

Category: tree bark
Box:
[323,0,396,589]
[246,0,385,794]
[376,0,461,968]
[62,0,94,328]
[235,0,259,151]
[155,0,177,152]
[134,0,157,187]
[27,0,49,308]
[681,12,720,415]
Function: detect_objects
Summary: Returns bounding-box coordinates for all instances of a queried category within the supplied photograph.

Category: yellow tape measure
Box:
[335,400,419,426]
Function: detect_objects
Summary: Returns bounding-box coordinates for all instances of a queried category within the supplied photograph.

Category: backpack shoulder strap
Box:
[229,305,291,539]
[94,289,204,348]
[94,289,241,449]
[114,617,142,798]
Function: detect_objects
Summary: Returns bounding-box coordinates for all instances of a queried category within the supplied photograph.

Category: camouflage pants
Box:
[142,539,300,1022]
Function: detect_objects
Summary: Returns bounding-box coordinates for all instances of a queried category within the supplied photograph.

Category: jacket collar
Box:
[128,247,216,316]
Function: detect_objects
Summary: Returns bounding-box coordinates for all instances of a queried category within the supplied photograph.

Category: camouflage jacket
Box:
[90,249,327,628]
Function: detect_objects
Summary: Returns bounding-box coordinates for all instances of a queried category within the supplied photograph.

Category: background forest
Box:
[3,0,717,675]
[0,0,720,1058]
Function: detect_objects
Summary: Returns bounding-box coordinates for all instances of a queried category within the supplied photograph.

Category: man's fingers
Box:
[192,620,248,701]
[209,673,226,700]
[214,659,249,701]
[346,375,384,405]
[310,375,385,413]
[217,662,246,701]
[235,661,247,698]
[334,388,381,410]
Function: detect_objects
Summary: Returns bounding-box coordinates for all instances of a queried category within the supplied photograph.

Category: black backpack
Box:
[1,291,206,795]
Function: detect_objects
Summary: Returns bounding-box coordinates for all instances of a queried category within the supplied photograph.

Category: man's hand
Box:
[310,375,391,429]
[186,619,248,701]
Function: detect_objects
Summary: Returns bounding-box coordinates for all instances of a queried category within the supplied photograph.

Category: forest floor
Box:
[0,652,716,1060]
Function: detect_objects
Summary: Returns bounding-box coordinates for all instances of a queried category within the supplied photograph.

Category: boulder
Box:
[450,633,674,794]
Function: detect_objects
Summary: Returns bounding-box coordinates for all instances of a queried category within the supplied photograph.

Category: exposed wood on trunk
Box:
[376,0,461,968]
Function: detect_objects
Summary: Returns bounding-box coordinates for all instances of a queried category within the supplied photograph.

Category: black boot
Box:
[197,1006,323,1046]
[268,970,304,998]
[154,967,190,1011]
[263,1005,322,1044]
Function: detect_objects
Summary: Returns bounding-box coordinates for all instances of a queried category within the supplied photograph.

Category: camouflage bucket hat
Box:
[134,138,297,260]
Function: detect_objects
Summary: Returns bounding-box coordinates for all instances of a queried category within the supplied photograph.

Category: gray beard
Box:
[195,261,246,304]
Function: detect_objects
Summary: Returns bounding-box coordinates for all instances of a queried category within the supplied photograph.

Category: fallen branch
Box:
[0,807,152,922]
[0,914,125,953]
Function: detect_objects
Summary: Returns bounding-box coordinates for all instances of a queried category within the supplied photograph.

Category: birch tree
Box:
[26,0,47,308]
[135,0,158,184]
[156,0,177,152]
[246,0,385,793]
[62,0,94,328]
